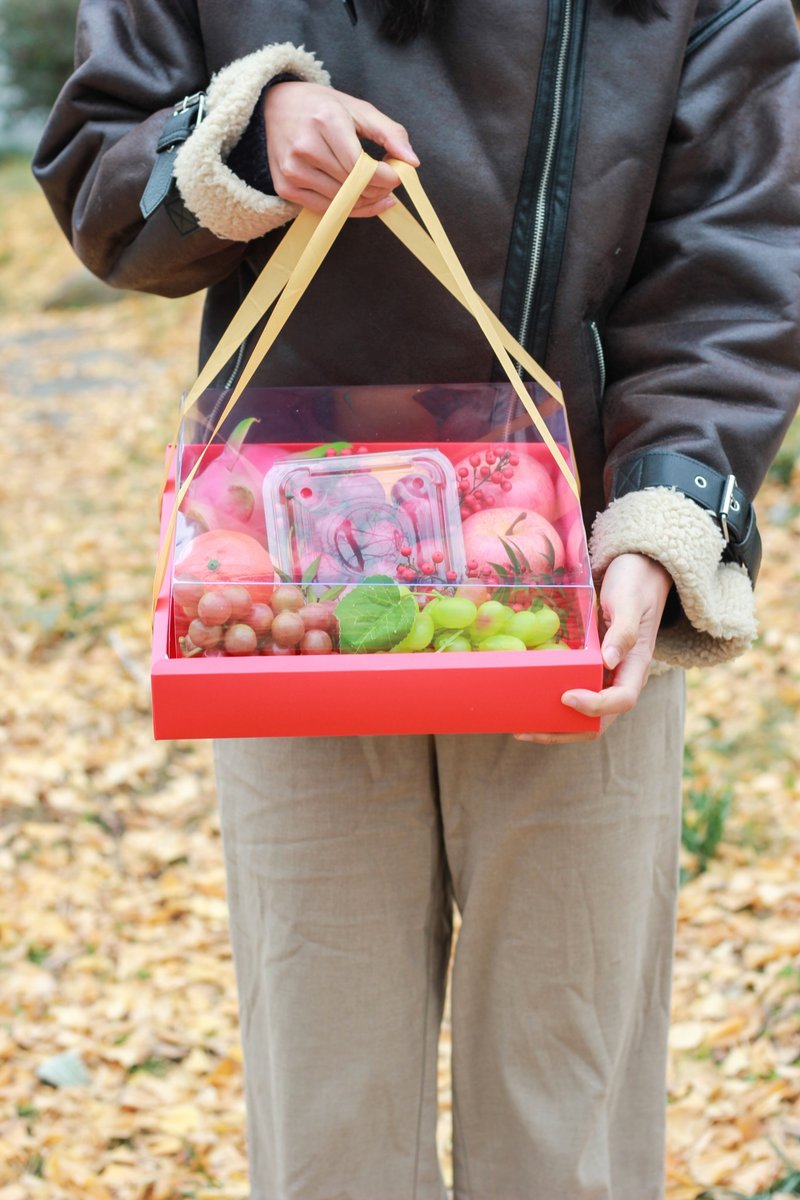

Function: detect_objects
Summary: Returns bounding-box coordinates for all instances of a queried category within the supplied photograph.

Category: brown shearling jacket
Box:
[33,0,800,665]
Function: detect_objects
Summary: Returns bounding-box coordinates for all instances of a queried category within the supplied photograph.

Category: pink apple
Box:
[461,507,564,576]
[564,516,588,574]
[453,451,557,522]
[553,462,581,522]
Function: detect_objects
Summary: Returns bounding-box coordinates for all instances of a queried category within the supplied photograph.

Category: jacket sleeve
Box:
[590,0,800,666]
[32,0,327,297]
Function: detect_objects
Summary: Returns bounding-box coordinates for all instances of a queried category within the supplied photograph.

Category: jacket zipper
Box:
[200,332,251,439]
[224,335,249,391]
[589,319,606,397]
[516,0,575,358]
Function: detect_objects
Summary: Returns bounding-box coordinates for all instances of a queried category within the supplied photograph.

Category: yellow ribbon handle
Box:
[382,160,578,500]
[153,151,580,618]
[152,152,381,613]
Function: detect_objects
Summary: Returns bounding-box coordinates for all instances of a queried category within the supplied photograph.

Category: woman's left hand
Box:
[514,552,673,744]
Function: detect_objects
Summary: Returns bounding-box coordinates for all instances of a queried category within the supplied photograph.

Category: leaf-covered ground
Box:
[1,157,799,1200]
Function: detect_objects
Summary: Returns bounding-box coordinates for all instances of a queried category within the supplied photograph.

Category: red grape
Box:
[221,585,253,620]
[300,630,333,655]
[224,623,258,656]
[272,585,305,614]
[248,603,274,635]
[262,642,297,656]
[198,590,233,626]
[271,610,305,647]
[187,618,223,649]
[298,603,333,632]
[173,579,204,616]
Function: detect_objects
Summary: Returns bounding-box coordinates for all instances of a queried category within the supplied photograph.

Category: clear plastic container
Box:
[263,448,467,586]
[169,382,593,660]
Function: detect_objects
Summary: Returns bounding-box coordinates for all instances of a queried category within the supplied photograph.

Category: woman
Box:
[34,1,800,1196]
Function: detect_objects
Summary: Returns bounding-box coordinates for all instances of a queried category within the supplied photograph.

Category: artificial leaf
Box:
[335,575,416,653]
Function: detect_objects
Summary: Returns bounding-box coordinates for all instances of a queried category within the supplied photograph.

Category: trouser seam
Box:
[411,905,434,1200]
[412,738,444,1200]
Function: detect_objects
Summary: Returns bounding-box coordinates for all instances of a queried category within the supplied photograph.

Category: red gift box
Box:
[150,157,603,739]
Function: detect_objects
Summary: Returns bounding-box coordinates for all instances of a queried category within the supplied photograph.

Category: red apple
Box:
[461,507,564,577]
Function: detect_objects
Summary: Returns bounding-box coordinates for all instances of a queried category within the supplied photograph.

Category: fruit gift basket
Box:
[151,155,603,739]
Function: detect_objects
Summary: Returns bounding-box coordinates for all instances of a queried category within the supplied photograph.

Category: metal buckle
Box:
[718,474,737,545]
[174,91,206,126]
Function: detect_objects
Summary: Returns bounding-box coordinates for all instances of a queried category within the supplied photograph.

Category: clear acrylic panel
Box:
[170,382,593,659]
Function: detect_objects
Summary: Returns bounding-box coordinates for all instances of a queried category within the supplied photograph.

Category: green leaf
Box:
[301,554,322,584]
[335,575,417,653]
[489,561,512,582]
[498,537,523,575]
[296,441,354,459]
[228,417,259,454]
[318,583,346,603]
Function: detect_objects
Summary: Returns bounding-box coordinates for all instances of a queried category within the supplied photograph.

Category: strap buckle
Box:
[175,91,206,124]
[141,92,207,222]
[718,473,737,545]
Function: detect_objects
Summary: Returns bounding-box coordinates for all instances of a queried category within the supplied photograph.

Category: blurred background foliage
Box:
[0,0,79,117]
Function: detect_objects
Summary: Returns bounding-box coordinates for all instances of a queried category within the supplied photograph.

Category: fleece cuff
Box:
[174,43,330,242]
[589,488,758,668]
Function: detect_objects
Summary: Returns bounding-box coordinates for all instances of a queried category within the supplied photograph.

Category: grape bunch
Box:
[392,585,566,653]
[178,584,337,657]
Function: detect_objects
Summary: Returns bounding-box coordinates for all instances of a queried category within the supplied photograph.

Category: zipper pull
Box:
[341,0,358,26]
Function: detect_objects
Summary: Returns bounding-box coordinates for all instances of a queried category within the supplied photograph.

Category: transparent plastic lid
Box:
[169,382,593,659]
[263,448,467,586]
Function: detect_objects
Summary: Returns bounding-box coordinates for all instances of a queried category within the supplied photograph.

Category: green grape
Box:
[430,597,478,630]
[435,633,472,652]
[533,640,571,651]
[504,606,561,648]
[476,634,528,652]
[390,611,435,652]
[470,600,512,641]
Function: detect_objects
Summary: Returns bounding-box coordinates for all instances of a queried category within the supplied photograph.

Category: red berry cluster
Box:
[457,448,520,520]
[464,558,499,585]
[395,545,458,586]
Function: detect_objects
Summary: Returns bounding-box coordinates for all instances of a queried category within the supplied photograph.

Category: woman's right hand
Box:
[264,81,419,217]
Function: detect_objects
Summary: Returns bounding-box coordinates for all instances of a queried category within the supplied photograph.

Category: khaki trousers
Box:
[214,669,685,1200]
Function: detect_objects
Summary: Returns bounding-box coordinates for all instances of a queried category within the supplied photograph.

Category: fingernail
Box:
[562,694,579,709]
[603,646,621,670]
